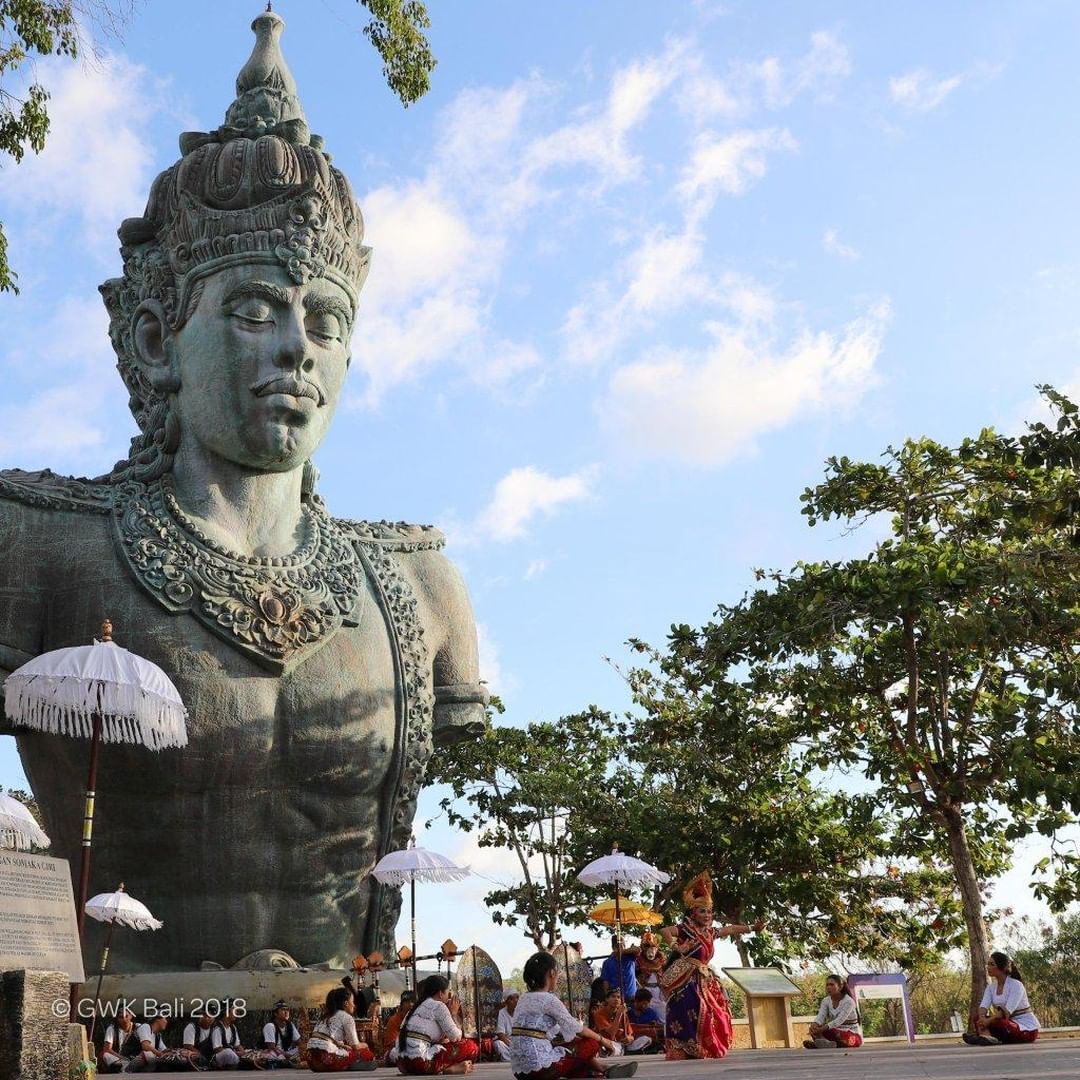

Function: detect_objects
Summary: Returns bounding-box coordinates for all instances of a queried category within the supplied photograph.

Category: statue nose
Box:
[275,312,315,373]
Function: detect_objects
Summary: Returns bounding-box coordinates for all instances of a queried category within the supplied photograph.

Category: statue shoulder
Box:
[333,513,446,553]
[0,468,112,516]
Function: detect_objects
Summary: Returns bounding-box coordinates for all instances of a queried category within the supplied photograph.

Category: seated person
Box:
[511,952,636,1080]
[626,990,662,1052]
[589,984,650,1055]
[494,989,520,1062]
[100,1008,141,1073]
[965,951,1040,1046]
[181,1012,220,1068]
[382,991,417,1065]
[804,975,863,1049]
[263,999,302,1067]
[308,986,377,1072]
[397,975,478,1075]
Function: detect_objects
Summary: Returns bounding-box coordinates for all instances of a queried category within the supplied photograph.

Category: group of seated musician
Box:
[587,980,653,1055]
[98,999,310,1071]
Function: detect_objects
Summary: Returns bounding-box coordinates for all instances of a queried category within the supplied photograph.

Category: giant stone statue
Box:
[0,10,487,972]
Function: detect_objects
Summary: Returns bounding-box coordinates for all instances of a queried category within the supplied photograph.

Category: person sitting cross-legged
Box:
[494,989,520,1062]
[397,975,478,1075]
[512,952,638,1080]
[262,999,302,1067]
[626,990,662,1053]
[964,951,1041,1046]
[804,975,863,1049]
[309,986,377,1072]
[100,1008,141,1073]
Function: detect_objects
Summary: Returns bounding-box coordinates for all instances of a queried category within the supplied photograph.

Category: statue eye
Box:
[230,300,275,326]
[306,313,342,343]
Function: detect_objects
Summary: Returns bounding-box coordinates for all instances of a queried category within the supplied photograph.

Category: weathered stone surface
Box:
[0,9,487,974]
[0,969,70,1080]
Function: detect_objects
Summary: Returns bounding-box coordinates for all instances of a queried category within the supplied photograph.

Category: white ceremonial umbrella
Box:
[578,846,670,1020]
[3,620,187,947]
[85,884,163,1041]
[372,840,469,988]
[0,791,50,850]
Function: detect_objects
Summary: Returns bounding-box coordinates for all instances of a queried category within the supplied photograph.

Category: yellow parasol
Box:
[588,896,662,927]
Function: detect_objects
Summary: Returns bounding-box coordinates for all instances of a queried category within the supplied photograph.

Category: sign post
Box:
[847,973,914,1042]
[0,853,85,986]
[723,967,801,1049]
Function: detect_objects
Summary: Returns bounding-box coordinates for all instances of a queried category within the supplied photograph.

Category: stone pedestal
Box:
[0,968,71,1080]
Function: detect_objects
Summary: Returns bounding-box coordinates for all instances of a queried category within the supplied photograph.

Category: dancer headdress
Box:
[682,871,713,910]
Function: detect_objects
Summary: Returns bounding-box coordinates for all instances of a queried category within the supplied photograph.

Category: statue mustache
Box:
[250,374,326,406]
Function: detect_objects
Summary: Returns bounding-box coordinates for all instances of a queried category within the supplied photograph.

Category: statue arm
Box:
[409,549,489,748]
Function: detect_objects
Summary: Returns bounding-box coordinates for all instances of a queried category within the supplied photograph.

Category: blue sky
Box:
[2,0,1079,972]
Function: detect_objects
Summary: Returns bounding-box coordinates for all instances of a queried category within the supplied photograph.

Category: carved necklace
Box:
[111,475,367,672]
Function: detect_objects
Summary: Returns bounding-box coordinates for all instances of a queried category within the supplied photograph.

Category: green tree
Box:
[0,0,80,292]
[685,387,1080,1017]
[425,703,617,950]
[358,0,435,107]
[574,654,961,969]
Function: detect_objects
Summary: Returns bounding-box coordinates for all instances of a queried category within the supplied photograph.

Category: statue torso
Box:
[0,470,444,970]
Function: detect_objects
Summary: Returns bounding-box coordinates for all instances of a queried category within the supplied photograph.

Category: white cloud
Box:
[889,68,964,112]
[600,298,891,467]
[823,227,861,261]
[677,127,797,210]
[2,54,163,255]
[474,466,597,542]
[0,296,133,468]
[524,559,548,580]
[678,29,851,122]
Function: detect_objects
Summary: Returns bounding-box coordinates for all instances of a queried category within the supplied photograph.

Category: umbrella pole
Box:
[87,918,116,1046]
[70,708,103,1020]
[410,877,417,991]
[614,887,629,1040]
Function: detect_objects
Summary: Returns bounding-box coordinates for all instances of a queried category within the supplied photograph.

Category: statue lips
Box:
[250,374,326,418]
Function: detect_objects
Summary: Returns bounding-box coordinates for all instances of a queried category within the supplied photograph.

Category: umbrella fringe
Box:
[4,676,188,750]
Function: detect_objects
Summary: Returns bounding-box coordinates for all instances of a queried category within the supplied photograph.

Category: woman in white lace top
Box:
[510,952,638,1080]
[397,975,479,1075]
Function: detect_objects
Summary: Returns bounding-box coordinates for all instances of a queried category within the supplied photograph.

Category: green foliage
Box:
[358,0,436,108]
[677,387,1080,1012]
[1003,911,1080,1026]
[0,0,80,292]
[584,648,962,970]
[425,701,617,950]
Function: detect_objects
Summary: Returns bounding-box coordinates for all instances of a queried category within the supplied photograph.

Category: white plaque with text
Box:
[0,853,85,982]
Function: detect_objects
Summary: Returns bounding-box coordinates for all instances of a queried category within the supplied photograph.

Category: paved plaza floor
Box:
[254,1038,1080,1079]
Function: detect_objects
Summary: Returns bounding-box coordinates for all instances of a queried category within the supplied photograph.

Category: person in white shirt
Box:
[263,999,302,1066]
[511,952,637,1080]
[181,1012,220,1068]
[965,951,1040,1046]
[397,974,478,1075]
[494,989,519,1062]
[308,985,377,1072]
[803,975,863,1049]
[100,1008,141,1073]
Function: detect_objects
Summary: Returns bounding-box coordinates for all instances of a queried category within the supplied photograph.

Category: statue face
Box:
[168,263,352,471]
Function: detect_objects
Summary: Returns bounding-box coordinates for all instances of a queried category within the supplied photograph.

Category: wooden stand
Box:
[745,991,796,1049]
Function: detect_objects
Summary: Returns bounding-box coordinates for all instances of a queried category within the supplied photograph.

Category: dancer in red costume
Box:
[660,872,764,1060]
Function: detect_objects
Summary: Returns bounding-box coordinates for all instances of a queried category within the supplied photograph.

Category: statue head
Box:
[100,9,370,484]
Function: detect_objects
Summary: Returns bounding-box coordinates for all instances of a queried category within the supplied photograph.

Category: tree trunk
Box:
[940,805,989,1024]
[735,938,751,966]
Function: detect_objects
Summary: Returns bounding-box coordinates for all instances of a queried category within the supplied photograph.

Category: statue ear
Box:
[132,300,180,392]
